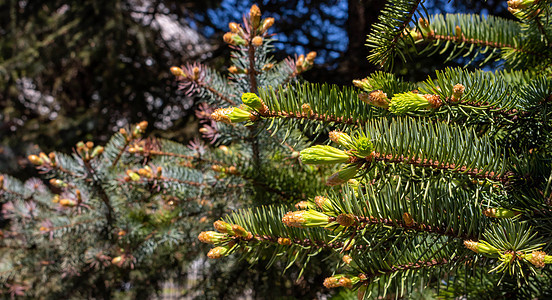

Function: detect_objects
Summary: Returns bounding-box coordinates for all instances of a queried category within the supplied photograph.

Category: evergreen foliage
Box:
[3,1,552,299]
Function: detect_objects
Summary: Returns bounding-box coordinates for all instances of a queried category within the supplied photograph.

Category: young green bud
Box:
[126,170,140,181]
[90,146,104,158]
[299,145,351,165]
[241,93,266,112]
[231,225,249,237]
[353,137,374,157]
[223,32,246,46]
[211,107,257,124]
[352,78,373,91]
[207,246,230,259]
[523,250,548,268]
[326,164,360,186]
[294,201,315,210]
[314,196,334,212]
[389,92,442,114]
[214,220,234,234]
[198,231,228,244]
[464,240,500,256]
[403,28,422,41]
[328,131,354,149]
[482,208,520,218]
[282,210,331,228]
[359,90,389,109]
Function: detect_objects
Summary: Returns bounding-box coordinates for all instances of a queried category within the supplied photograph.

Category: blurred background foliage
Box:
[0,0,510,176]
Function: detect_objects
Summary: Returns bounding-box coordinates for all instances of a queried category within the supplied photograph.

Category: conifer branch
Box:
[371,152,513,183]
[355,215,477,240]
[358,256,467,282]
[198,80,237,106]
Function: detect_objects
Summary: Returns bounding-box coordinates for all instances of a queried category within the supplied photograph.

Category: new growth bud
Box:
[170,66,185,77]
[323,275,359,289]
[451,83,465,103]
[228,22,240,33]
[314,196,334,212]
[282,210,331,228]
[198,231,228,244]
[402,212,414,227]
[326,164,360,186]
[223,32,246,46]
[336,214,356,227]
[342,255,353,264]
[28,155,43,166]
[249,4,262,29]
[251,36,263,47]
[464,240,500,256]
[241,93,267,113]
[211,107,257,124]
[214,220,234,234]
[353,137,374,157]
[299,145,351,165]
[294,201,315,210]
[482,208,520,218]
[231,225,249,237]
[301,103,313,116]
[207,246,230,259]
[59,199,77,207]
[260,17,275,33]
[389,92,442,114]
[329,131,354,149]
[352,78,373,91]
[277,237,292,246]
[359,90,389,109]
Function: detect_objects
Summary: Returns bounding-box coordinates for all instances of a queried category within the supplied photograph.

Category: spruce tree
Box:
[2,1,552,299]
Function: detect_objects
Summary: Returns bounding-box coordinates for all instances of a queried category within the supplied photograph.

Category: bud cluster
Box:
[221,5,275,49]
[28,152,57,168]
[300,131,376,186]
[124,166,163,182]
[200,220,255,259]
[295,51,317,73]
[75,141,104,162]
[118,121,148,142]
